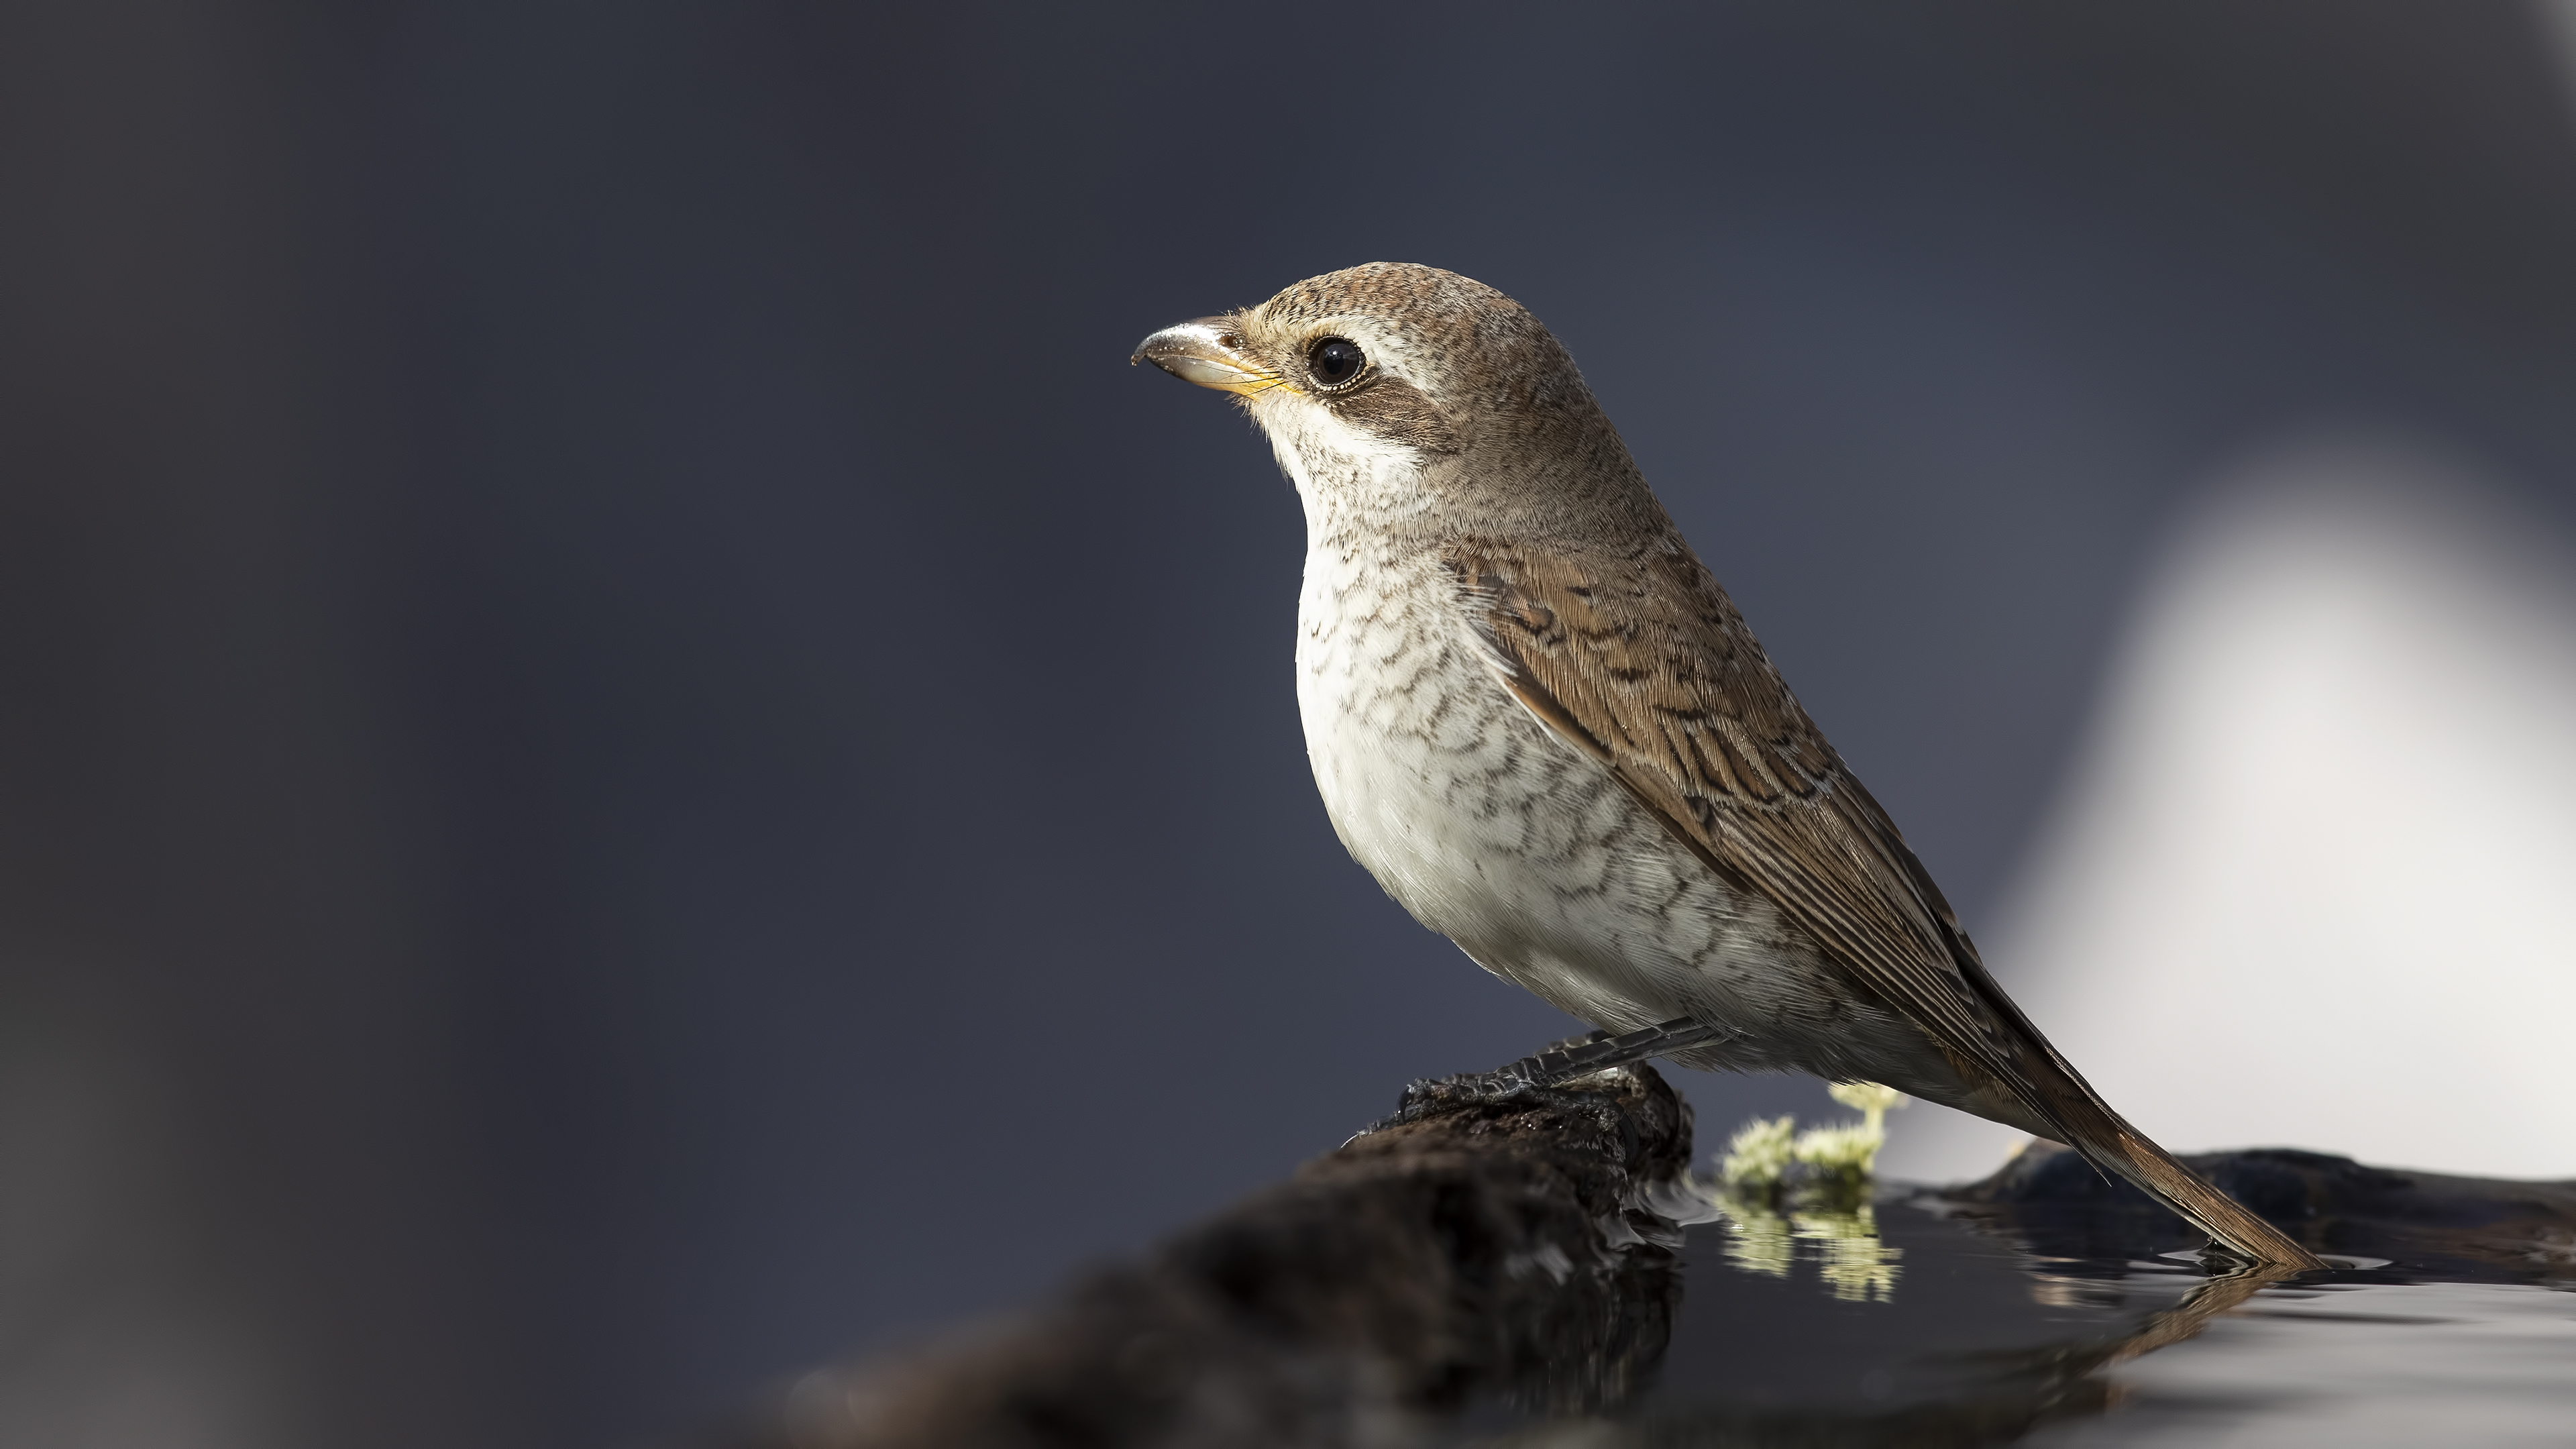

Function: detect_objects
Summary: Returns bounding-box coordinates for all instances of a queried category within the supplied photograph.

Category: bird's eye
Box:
[1308,337,1365,387]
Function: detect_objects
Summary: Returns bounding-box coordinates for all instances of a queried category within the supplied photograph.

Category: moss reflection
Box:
[1713,1085,1909,1301]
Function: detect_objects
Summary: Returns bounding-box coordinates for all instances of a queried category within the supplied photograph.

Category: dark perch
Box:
[707,1071,2574,1449]
[722,1060,1697,1449]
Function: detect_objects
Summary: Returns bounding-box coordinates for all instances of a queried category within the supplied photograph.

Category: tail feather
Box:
[2072,1118,2325,1269]
[1938,945,2325,1268]
[1886,840,2326,1269]
[2020,1069,2326,1269]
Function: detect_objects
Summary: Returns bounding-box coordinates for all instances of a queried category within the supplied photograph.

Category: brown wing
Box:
[1444,534,2037,1091]
[1442,534,2324,1269]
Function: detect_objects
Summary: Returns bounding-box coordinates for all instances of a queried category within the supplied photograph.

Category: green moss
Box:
[1719,1114,1799,1190]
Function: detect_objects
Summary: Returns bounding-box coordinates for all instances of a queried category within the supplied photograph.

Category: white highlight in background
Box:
[1881,437,2576,1184]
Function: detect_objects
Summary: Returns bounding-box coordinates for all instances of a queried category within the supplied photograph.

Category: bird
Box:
[1131,262,2323,1270]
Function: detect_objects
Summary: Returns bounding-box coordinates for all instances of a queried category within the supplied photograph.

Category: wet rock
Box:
[725,1059,1697,1449]
[1943,1141,2576,1281]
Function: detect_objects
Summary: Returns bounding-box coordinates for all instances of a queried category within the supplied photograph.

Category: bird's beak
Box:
[1130,317,1297,396]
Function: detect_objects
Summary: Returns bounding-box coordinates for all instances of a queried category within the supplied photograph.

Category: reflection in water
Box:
[1471,1137,2576,1448]
[1719,1195,1792,1281]
[1472,1258,2292,1448]
[1794,1205,1901,1305]
[729,1071,2576,1448]
[1719,1187,1903,1303]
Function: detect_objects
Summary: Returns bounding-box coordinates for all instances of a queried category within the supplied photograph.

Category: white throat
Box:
[1248,395,1442,559]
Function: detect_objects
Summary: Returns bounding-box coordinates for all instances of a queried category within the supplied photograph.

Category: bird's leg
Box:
[1359,1018,1725,1134]
[1482,1017,1728,1093]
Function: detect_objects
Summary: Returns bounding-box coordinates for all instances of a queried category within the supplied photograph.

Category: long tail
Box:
[2062,1109,2326,1269]
[1856,803,2328,1269]
[1934,950,2325,1268]
[1969,989,2326,1268]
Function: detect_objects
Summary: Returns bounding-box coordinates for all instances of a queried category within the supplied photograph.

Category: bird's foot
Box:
[1351,1017,1727,1138]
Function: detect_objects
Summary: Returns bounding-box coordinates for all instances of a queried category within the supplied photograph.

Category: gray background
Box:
[5,3,2575,1445]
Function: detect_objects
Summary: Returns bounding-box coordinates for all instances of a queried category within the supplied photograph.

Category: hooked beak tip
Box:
[1132,317,1291,396]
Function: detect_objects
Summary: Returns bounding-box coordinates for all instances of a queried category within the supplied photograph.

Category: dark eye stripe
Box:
[1308,337,1364,387]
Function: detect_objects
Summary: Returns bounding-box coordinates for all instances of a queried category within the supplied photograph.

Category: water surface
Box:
[1452,1191,2576,1447]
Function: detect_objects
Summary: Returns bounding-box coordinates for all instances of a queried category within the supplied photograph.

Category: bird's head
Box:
[1132,262,1648,537]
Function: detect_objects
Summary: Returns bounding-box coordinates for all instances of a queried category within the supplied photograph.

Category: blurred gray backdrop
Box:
[5,3,2575,1445]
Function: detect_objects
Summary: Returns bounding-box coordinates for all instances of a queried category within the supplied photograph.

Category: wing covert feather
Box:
[1442,537,2024,1089]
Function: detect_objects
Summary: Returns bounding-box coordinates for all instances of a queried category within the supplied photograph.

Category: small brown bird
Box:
[1133,262,2322,1269]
